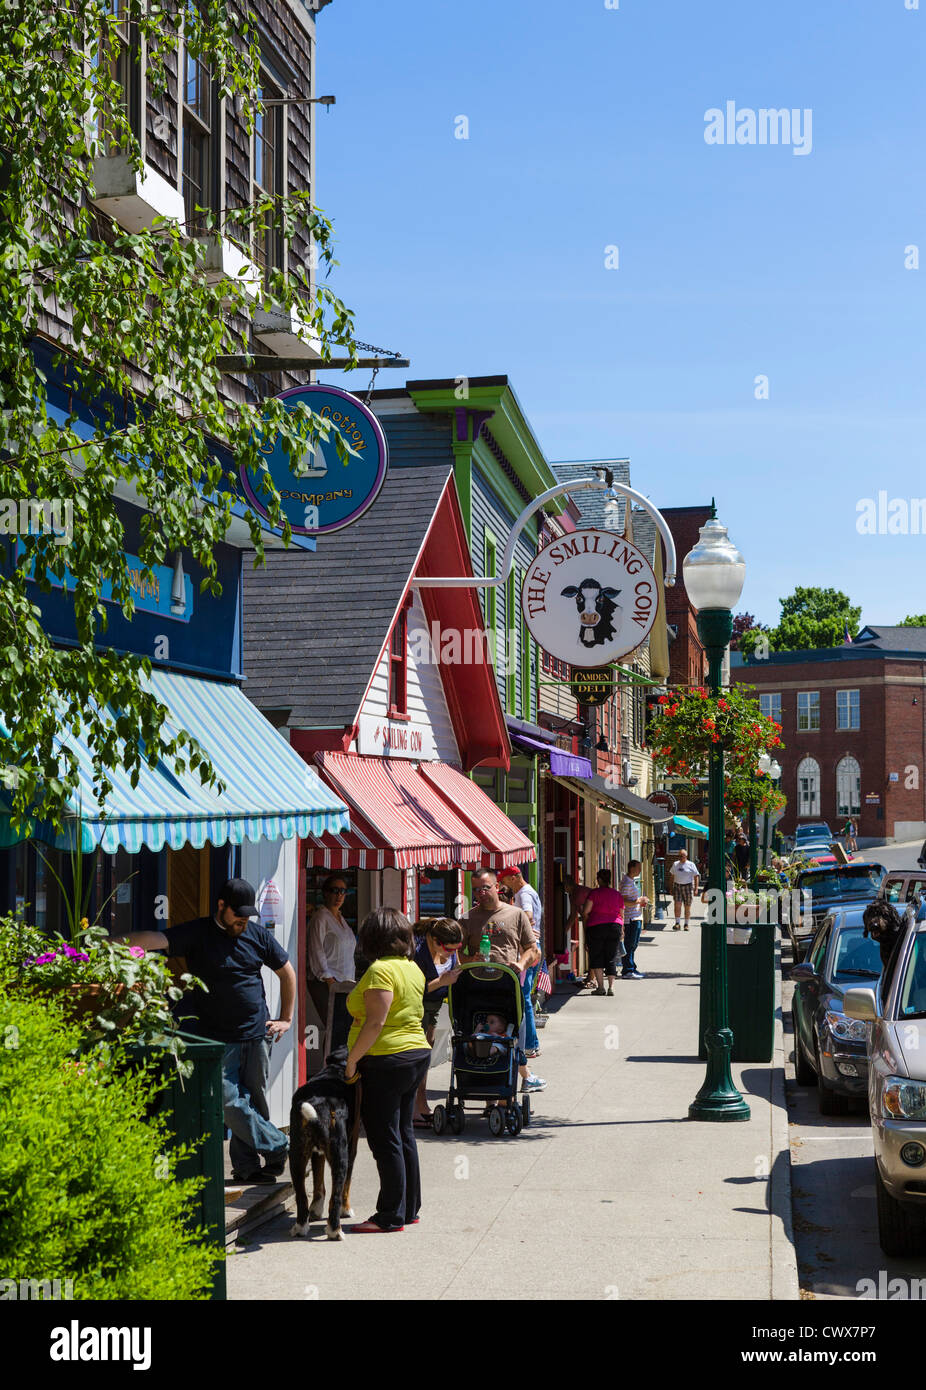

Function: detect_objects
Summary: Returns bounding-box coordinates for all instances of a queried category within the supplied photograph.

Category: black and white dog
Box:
[289,1045,360,1242]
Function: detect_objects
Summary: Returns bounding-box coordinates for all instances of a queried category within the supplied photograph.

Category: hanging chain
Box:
[353,341,401,404]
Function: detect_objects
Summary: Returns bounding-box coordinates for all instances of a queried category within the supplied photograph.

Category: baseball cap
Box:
[219,878,260,920]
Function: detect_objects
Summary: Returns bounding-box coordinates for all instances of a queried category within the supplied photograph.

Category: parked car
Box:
[794,821,833,848]
[785,861,886,961]
[879,870,926,911]
[790,907,881,1114]
[844,913,926,1255]
[918,841,926,871]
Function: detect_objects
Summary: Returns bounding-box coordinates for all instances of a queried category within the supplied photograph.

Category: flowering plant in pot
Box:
[647,686,783,794]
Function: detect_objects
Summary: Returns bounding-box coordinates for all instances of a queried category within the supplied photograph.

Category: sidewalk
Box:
[226,904,798,1301]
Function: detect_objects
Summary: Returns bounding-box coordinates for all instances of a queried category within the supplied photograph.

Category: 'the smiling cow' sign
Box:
[521,529,658,668]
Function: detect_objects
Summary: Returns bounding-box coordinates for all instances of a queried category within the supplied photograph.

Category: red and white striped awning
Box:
[417,762,536,870]
[306,752,484,871]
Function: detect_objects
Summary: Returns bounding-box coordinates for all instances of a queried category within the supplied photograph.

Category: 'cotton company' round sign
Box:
[240,384,388,536]
[522,529,659,668]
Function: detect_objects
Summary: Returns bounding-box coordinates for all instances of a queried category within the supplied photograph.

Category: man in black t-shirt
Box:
[117,878,295,1185]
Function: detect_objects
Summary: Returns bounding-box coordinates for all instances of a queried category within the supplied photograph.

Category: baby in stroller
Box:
[464,1011,527,1068]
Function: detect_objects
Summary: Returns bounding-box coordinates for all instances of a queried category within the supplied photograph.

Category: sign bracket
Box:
[412,476,678,591]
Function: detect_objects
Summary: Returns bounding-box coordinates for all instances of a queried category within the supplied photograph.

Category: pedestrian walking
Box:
[618,859,647,979]
[579,869,625,995]
[733,833,750,879]
[306,874,356,1051]
[460,870,546,1093]
[843,818,858,854]
[499,864,542,1058]
[412,917,463,1127]
[669,849,700,931]
[344,908,432,1233]
[113,878,294,1185]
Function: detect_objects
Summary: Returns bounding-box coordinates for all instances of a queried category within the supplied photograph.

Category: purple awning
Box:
[510,733,554,756]
[549,749,593,779]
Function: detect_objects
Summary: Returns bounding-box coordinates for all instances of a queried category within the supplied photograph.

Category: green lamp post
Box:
[684,518,751,1123]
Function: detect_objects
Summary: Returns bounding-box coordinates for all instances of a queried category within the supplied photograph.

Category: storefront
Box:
[1,456,352,1126]
[242,463,537,1079]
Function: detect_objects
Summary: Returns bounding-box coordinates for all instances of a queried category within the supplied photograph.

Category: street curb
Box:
[769,937,800,1300]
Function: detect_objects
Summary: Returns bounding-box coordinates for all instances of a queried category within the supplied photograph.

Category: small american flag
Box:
[844,625,853,646]
[537,961,553,997]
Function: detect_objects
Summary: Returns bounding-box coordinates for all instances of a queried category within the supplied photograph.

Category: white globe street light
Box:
[682,518,746,615]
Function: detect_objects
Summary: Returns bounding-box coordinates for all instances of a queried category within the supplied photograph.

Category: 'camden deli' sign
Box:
[240,384,388,536]
[522,529,658,668]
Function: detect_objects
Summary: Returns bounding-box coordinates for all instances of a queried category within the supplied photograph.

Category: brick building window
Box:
[797,757,821,817]
[797,691,820,731]
[760,692,782,725]
[836,689,860,731]
[836,756,861,817]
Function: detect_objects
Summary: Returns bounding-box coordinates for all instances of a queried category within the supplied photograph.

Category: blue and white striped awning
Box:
[1,670,350,854]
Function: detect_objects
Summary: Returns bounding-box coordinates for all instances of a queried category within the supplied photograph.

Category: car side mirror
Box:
[843,987,878,1022]
[790,963,816,982]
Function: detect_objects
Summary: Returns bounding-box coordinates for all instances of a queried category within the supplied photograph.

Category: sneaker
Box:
[684,923,690,931]
[593,986,607,995]
[263,1149,289,1177]
[521,1075,547,1093]
[626,970,645,980]
[606,983,614,996]
[525,1048,541,1059]
[230,1170,277,1186]
[673,923,681,931]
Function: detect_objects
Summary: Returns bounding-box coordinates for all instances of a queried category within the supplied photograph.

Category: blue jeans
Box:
[223,1039,288,1176]
[621,919,643,974]
[521,964,539,1052]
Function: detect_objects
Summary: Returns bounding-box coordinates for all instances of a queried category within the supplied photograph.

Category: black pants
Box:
[358,1048,431,1229]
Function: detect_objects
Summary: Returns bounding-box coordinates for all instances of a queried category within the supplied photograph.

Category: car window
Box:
[884,878,904,904]
[830,927,882,980]
[799,868,882,901]
[907,879,926,903]
[899,936,926,1018]
[809,925,831,971]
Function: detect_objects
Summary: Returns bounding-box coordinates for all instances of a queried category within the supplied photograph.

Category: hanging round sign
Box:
[240,384,388,536]
[522,529,659,668]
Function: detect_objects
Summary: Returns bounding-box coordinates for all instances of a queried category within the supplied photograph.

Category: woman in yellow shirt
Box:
[345,907,431,1232]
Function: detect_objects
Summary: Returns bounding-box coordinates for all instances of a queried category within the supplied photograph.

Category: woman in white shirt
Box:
[307,875,357,1048]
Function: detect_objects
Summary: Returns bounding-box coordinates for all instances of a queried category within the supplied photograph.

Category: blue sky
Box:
[314,0,926,628]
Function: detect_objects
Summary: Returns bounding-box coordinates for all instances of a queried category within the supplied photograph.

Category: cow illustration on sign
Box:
[522,528,659,669]
[560,578,621,649]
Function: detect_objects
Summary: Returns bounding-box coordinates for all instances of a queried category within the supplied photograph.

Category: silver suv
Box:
[845,915,926,1255]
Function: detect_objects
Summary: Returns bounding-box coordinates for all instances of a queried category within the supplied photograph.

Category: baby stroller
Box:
[432,962,531,1137]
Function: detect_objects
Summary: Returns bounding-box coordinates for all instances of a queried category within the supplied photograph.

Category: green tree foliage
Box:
[0,987,219,1299]
[740,587,861,656]
[898,615,926,627]
[0,0,359,830]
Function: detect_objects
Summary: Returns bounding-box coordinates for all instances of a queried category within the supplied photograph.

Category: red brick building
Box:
[660,506,710,693]
[732,626,926,844]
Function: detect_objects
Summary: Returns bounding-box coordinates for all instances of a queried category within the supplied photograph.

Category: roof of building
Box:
[852,625,926,652]
[242,464,453,728]
[550,459,631,533]
[630,505,658,565]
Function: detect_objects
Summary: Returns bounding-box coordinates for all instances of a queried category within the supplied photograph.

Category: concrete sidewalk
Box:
[226,905,799,1301]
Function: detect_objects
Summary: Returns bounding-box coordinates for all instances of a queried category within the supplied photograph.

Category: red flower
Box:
[717,698,728,711]
[658,695,669,704]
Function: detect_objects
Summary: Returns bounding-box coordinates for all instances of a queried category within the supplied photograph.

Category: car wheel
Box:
[792,1010,816,1085]
[816,1059,850,1116]
[875,1163,926,1257]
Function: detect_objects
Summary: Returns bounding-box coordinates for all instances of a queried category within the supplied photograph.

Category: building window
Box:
[182,43,219,230]
[797,691,820,731]
[388,601,408,716]
[254,72,285,281]
[836,689,860,731]
[760,692,782,725]
[836,756,861,817]
[797,756,821,818]
[94,0,141,151]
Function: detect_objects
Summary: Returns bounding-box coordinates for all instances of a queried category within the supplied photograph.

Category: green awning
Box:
[672,814,708,838]
[0,670,350,854]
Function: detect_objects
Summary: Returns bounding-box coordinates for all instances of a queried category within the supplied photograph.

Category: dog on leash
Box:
[289,1045,360,1241]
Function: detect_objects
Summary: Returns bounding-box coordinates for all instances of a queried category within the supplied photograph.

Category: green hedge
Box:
[0,990,220,1299]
